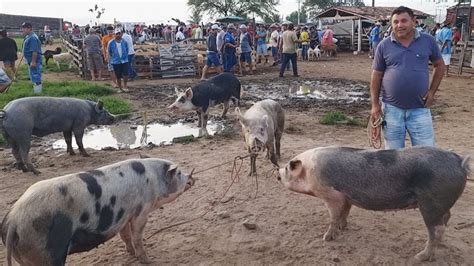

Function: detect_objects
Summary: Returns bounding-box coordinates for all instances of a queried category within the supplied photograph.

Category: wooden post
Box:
[351,19,355,50]
[358,18,362,52]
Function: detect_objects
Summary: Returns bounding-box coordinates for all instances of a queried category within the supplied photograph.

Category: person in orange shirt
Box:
[102,25,118,87]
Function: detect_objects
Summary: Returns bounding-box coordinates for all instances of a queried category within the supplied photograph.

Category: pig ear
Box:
[289,160,303,177]
[185,87,193,99]
[166,164,178,178]
[95,100,104,112]
[261,115,269,128]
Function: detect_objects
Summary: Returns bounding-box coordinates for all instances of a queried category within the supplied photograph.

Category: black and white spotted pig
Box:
[278,146,470,261]
[1,158,195,266]
[168,72,241,129]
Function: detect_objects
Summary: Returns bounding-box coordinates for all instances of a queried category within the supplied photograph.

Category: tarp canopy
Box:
[215,16,246,23]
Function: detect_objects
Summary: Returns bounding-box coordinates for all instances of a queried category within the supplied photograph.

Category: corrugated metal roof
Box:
[315,6,431,21]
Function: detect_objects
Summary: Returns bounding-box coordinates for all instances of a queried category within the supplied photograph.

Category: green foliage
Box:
[264,13,282,24]
[187,0,279,21]
[286,10,308,25]
[320,111,363,126]
[190,8,203,24]
[0,80,129,115]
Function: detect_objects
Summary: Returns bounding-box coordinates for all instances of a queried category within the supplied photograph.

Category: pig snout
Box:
[167,104,179,113]
[251,139,264,153]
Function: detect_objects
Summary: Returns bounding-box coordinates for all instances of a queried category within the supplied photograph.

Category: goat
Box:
[43,47,62,64]
[53,52,74,70]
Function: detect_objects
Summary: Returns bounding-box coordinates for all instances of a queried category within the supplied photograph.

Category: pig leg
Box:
[322,190,349,241]
[196,110,202,128]
[119,222,135,256]
[249,154,257,176]
[339,200,352,230]
[17,138,40,174]
[221,100,229,118]
[202,109,209,129]
[275,132,282,159]
[73,128,90,157]
[10,141,26,171]
[267,143,279,167]
[130,211,151,263]
[63,131,75,155]
[415,204,450,261]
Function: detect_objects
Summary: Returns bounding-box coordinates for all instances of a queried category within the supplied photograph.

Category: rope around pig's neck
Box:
[146,153,257,240]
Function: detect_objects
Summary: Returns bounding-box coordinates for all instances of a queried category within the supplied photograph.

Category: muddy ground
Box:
[1,53,473,265]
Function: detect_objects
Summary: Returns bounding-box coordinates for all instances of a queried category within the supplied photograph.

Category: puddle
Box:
[52,122,224,150]
[244,79,369,103]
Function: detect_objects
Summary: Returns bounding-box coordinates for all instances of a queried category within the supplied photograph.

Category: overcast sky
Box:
[0,0,444,25]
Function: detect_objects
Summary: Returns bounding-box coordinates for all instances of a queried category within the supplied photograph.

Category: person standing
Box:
[321,26,335,57]
[437,24,452,77]
[102,25,118,88]
[201,24,223,80]
[370,6,445,149]
[44,25,53,45]
[21,22,43,93]
[256,25,269,65]
[369,22,382,59]
[279,23,300,78]
[269,24,280,66]
[176,27,186,42]
[300,27,310,61]
[122,29,137,80]
[0,29,18,78]
[223,24,237,73]
[238,24,253,75]
[83,28,103,81]
[107,28,129,92]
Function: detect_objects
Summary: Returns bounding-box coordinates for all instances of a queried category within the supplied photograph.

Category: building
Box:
[333,0,364,5]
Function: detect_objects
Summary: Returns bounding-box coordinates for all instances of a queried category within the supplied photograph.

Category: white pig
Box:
[235,99,285,176]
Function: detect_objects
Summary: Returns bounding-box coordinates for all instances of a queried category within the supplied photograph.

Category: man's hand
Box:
[30,62,37,69]
[370,102,382,140]
[423,90,436,107]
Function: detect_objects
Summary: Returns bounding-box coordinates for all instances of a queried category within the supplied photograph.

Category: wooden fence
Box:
[60,37,199,80]
[450,41,474,76]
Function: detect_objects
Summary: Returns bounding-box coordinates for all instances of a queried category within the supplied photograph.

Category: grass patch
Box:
[320,111,363,126]
[0,80,130,115]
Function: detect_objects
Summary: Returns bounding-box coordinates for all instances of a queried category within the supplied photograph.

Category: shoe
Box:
[293,74,300,77]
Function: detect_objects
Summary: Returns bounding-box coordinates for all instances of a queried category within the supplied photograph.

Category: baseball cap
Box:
[239,24,247,29]
[211,24,220,30]
[114,28,122,34]
[21,22,32,29]
[227,24,235,29]
[270,24,277,28]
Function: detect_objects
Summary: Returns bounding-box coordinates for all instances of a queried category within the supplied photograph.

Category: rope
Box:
[367,115,384,149]
[146,153,256,240]
[2,55,24,94]
[140,111,148,145]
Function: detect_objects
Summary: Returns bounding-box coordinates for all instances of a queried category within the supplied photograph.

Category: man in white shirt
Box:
[269,24,280,66]
[122,29,137,80]
[176,27,186,42]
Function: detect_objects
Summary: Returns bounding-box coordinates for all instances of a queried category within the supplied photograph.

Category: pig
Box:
[235,99,285,176]
[0,97,115,174]
[277,146,470,261]
[168,72,241,129]
[1,158,195,266]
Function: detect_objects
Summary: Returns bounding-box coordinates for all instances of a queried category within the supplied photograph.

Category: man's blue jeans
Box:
[128,54,137,79]
[382,102,435,149]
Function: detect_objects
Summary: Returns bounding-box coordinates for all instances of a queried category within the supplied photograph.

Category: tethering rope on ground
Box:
[146,153,258,240]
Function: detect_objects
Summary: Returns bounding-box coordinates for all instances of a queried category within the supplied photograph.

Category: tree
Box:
[190,8,202,24]
[264,13,282,24]
[187,0,279,20]
[286,11,307,24]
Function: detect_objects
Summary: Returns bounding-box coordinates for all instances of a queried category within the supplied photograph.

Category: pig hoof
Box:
[81,152,91,157]
[323,230,338,241]
[138,256,152,264]
[67,150,76,155]
[415,250,434,262]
